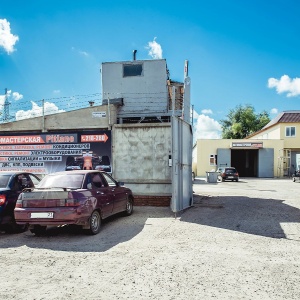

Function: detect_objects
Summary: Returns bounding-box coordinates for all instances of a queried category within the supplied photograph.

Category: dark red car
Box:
[14,170,134,235]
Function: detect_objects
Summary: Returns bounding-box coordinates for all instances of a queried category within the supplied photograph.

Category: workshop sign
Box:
[0,131,111,174]
[231,142,263,148]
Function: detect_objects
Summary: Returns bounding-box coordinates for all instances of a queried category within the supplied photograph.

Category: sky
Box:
[1,0,300,139]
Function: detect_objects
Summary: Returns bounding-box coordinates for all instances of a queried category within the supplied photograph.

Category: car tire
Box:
[86,210,101,235]
[30,225,47,236]
[124,197,133,216]
[293,177,296,182]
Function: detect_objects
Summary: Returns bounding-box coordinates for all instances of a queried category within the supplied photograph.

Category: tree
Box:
[220,104,270,139]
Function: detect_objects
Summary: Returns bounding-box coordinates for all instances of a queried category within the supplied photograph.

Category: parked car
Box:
[0,171,41,233]
[292,170,300,182]
[217,167,239,182]
[14,170,134,235]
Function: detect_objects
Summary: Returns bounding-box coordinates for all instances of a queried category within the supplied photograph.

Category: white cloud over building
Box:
[146,37,163,59]
[15,101,65,120]
[193,113,222,140]
[268,75,300,97]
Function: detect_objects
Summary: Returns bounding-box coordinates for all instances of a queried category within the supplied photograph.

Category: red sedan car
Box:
[14,170,134,235]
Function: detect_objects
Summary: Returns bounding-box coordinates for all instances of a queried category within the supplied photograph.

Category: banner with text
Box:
[0,131,112,174]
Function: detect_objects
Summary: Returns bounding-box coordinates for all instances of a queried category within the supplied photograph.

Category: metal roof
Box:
[247,110,300,138]
[263,110,300,129]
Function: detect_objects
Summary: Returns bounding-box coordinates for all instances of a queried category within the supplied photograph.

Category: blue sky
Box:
[1,0,300,139]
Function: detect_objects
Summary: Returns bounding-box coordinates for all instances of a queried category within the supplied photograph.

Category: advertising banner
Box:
[0,131,112,174]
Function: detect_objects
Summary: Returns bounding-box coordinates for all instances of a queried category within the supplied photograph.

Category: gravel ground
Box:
[1,177,300,300]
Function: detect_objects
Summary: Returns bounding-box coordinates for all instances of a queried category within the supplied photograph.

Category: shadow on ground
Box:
[180,194,300,239]
[0,207,173,252]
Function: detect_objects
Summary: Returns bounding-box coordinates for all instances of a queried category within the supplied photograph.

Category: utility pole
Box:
[3,88,11,122]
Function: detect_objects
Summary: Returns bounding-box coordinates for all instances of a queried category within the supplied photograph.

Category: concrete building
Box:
[0,56,192,209]
[101,58,184,123]
[193,111,300,178]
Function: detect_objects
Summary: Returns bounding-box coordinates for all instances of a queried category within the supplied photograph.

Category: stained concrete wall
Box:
[112,123,172,195]
[0,105,116,132]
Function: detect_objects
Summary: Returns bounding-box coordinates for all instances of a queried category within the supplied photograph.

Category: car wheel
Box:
[30,225,47,236]
[124,197,133,216]
[87,210,101,235]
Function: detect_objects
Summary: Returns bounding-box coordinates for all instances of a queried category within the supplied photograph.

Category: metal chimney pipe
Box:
[133,50,137,60]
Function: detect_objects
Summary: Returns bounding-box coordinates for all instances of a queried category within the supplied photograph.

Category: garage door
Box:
[258,148,274,177]
[217,148,231,168]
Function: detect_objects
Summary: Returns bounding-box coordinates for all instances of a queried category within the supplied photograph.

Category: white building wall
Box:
[101,59,169,116]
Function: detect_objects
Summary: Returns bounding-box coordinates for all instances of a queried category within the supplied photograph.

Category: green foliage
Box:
[220,104,270,139]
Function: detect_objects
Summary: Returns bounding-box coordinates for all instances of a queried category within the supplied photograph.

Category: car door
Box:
[6,174,27,216]
[86,173,114,219]
[101,172,127,214]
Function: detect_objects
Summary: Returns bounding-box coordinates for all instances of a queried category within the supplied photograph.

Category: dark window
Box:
[286,126,296,137]
[123,64,143,77]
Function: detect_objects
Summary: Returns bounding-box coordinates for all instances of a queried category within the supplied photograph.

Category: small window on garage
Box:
[209,154,217,166]
[123,64,143,77]
[286,126,296,137]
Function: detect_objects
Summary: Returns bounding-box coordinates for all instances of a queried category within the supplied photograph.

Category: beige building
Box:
[193,111,300,178]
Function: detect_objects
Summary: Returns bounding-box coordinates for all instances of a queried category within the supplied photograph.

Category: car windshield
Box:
[38,174,84,189]
[226,168,236,173]
[0,175,11,188]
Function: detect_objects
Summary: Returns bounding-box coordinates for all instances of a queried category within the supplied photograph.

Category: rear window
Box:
[0,175,10,188]
[226,168,237,173]
[38,174,84,189]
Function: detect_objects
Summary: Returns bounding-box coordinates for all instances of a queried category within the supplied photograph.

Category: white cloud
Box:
[201,109,213,115]
[146,37,162,59]
[71,47,89,57]
[15,101,65,120]
[0,19,19,54]
[53,90,61,94]
[79,50,89,57]
[270,108,278,115]
[0,95,5,106]
[193,113,222,140]
[268,75,300,97]
[12,92,23,100]
[0,90,23,103]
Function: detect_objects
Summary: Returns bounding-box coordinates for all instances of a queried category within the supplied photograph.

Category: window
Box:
[286,126,296,137]
[209,154,217,166]
[123,64,143,77]
[102,173,117,187]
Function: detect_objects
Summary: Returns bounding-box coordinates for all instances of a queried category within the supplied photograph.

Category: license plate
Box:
[228,176,234,179]
[30,212,54,219]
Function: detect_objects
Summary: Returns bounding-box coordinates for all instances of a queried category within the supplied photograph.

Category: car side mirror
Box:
[118,181,124,187]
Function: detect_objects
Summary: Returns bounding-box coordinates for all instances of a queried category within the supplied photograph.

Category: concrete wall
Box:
[112,123,172,195]
[0,105,116,132]
[102,60,169,117]
[195,139,284,177]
